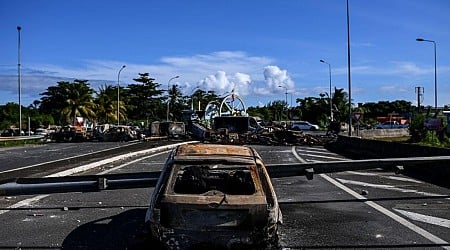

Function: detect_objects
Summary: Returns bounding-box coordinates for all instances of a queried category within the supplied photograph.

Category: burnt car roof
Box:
[173,143,256,163]
[176,143,254,157]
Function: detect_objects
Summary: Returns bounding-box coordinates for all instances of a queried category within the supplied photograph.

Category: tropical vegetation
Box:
[0,72,448,146]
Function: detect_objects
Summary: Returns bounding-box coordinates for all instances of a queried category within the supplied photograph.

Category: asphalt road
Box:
[0,142,449,249]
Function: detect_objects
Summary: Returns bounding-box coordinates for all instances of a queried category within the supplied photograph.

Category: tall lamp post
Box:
[17,26,22,135]
[117,65,126,125]
[190,85,200,110]
[416,38,437,113]
[320,59,333,121]
[166,75,180,121]
[346,0,352,136]
[278,85,288,121]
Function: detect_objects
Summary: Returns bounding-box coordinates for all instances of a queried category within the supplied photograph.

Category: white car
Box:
[291,121,320,131]
[35,128,49,136]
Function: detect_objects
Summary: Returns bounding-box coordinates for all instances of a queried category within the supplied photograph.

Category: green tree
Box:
[330,88,350,123]
[95,84,120,124]
[168,84,189,121]
[127,73,165,123]
[40,80,96,124]
[0,103,20,130]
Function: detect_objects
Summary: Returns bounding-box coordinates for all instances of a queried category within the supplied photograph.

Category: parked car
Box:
[145,143,282,249]
[374,121,408,129]
[291,121,320,131]
[34,128,49,136]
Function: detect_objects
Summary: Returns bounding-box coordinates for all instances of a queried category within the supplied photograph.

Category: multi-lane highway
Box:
[0,141,449,249]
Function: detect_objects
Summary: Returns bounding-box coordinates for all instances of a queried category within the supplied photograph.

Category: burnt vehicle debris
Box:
[182,93,337,146]
[145,143,282,249]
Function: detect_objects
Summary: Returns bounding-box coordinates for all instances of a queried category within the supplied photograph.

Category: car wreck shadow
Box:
[61,208,162,250]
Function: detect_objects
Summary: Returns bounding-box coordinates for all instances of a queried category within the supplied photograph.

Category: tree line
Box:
[0,71,440,133]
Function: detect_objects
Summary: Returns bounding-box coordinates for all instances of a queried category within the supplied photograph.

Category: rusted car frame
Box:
[145,143,282,249]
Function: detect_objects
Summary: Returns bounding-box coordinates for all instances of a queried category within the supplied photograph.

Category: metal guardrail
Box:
[0,135,45,141]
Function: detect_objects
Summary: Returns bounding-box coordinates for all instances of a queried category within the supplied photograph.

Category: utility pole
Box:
[17,26,22,135]
[415,86,423,113]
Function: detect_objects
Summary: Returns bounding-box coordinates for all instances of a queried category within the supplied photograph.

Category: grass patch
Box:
[0,138,45,148]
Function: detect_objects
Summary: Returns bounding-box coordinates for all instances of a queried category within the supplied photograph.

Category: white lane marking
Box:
[291,146,307,163]
[0,195,49,216]
[394,209,450,229]
[336,178,448,199]
[296,148,343,156]
[320,174,450,249]
[0,142,141,174]
[298,152,346,161]
[289,149,449,248]
[296,147,329,152]
[47,141,192,177]
[99,151,169,174]
[386,176,424,183]
[345,171,379,176]
[345,171,423,183]
[0,142,195,216]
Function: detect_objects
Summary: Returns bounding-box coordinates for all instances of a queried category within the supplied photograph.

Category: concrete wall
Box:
[327,135,450,158]
[356,128,410,139]
[325,136,450,187]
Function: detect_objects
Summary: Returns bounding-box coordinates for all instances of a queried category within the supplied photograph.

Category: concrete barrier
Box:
[325,136,450,188]
[327,135,450,158]
[356,128,409,138]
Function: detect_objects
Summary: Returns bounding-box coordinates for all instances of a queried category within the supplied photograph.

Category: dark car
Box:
[145,143,282,249]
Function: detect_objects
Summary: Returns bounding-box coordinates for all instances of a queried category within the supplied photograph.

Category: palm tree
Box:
[40,80,96,125]
[330,87,349,123]
[61,80,97,124]
[95,84,120,124]
[168,84,188,121]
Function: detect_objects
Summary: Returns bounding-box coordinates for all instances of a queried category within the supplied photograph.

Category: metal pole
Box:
[347,0,352,136]
[117,65,126,126]
[17,26,22,135]
[284,87,288,120]
[433,41,437,113]
[278,85,288,121]
[320,60,333,121]
[166,76,179,121]
[416,38,437,114]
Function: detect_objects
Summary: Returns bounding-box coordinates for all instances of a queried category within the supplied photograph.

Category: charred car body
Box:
[145,143,282,249]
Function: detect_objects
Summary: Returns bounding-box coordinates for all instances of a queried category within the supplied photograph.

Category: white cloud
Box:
[196,71,252,96]
[380,85,409,93]
[254,65,295,96]
[0,51,278,105]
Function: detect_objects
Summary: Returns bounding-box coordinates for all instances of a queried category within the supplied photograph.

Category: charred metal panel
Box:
[175,143,253,157]
[213,116,251,133]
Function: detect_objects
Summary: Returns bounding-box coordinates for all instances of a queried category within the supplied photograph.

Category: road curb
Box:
[47,141,196,177]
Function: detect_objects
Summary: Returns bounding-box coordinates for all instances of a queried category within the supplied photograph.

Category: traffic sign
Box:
[353,112,362,122]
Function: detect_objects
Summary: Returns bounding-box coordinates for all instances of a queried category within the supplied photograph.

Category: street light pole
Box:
[166,75,180,121]
[17,26,22,135]
[278,85,288,121]
[320,59,333,121]
[416,38,437,113]
[347,0,352,136]
[190,86,200,110]
[117,65,126,126]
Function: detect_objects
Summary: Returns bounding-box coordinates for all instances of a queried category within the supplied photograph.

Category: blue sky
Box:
[1,0,450,109]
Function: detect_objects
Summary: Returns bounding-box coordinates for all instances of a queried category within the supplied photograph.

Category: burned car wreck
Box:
[145,143,282,249]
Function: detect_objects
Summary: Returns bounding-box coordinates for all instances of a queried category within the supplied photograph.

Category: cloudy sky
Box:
[1,0,450,108]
